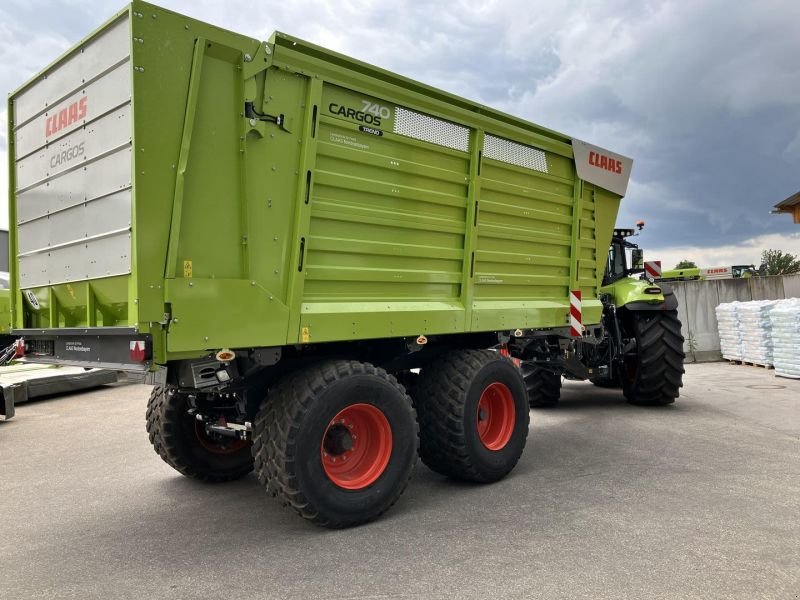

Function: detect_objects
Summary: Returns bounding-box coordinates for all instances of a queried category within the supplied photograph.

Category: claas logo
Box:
[588,150,623,175]
[45,97,87,136]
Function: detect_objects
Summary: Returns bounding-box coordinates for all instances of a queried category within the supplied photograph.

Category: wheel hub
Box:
[323,423,354,455]
[476,382,516,451]
[321,403,392,490]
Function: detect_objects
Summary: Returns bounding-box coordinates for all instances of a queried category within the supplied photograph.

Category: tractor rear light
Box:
[14,339,25,358]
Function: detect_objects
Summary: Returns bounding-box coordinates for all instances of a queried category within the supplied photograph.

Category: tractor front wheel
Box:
[621,310,685,406]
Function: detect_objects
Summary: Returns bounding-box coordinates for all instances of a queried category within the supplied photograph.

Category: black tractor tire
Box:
[252,361,418,528]
[393,370,420,404]
[622,310,685,406]
[521,362,562,408]
[416,350,529,483]
[145,386,254,482]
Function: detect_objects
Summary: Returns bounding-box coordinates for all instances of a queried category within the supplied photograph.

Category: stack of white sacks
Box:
[715,302,743,361]
[769,298,800,379]
[738,300,779,365]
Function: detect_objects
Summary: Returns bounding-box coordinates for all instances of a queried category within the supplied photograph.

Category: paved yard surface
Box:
[1,362,798,600]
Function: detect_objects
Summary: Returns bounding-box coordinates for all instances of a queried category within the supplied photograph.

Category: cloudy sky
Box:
[2,0,799,269]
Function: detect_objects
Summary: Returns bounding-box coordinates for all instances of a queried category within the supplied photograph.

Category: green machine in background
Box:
[0,277,117,421]
[7,1,683,526]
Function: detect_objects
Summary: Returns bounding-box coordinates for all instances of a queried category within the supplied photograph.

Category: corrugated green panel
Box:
[300,85,470,340]
[474,157,574,302]
[577,185,599,297]
[579,184,619,294]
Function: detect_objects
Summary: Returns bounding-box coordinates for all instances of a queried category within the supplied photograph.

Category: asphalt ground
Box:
[1,362,798,600]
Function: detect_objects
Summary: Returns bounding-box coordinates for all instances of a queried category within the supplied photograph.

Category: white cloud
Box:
[0,0,798,260]
[648,232,800,270]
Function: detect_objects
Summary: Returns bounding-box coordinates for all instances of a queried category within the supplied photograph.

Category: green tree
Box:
[674,260,697,269]
[760,249,800,275]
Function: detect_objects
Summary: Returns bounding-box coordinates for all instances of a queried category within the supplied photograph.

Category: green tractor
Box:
[518,227,685,408]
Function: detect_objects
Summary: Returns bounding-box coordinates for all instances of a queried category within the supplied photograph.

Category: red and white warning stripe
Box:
[644,260,662,281]
[570,290,583,337]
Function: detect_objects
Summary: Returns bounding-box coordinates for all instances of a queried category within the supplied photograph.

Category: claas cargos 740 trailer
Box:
[7,1,684,527]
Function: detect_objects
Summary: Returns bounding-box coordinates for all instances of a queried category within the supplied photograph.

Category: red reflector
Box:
[14,339,24,358]
[130,341,146,362]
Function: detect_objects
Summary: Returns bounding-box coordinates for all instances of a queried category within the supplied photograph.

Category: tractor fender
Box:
[622,284,679,312]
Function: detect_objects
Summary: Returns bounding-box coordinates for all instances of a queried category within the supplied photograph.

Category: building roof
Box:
[774,191,800,211]
[773,191,800,223]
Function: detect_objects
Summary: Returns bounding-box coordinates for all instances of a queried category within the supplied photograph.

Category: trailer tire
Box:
[416,350,529,483]
[145,386,254,482]
[622,310,685,406]
[522,363,562,408]
[252,361,418,528]
[393,370,420,404]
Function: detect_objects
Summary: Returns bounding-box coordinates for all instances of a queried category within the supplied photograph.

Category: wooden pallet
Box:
[725,359,774,369]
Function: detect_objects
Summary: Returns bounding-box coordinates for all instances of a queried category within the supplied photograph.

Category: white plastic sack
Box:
[769,298,800,379]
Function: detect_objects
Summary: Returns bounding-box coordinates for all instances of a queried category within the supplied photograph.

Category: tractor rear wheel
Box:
[521,362,562,408]
[622,310,685,406]
[145,386,254,482]
[416,350,529,482]
[251,361,418,528]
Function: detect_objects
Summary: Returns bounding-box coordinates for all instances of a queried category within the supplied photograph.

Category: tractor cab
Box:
[604,227,645,285]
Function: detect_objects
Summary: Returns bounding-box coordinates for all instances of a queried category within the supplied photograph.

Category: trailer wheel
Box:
[416,350,529,482]
[622,310,685,406]
[521,362,562,408]
[145,386,254,482]
[252,361,417,528]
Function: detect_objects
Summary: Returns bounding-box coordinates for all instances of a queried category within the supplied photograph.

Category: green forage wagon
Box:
[8,1,684,526]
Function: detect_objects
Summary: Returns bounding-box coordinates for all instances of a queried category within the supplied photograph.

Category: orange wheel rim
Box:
[321,403,393,490]
[476,382,515,450]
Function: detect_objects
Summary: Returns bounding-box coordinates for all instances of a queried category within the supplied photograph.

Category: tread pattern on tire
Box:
[145,385,254,482]
[251,360,417,528]
[416,349,529,482]
[521,363,562,408]
[623,310,685,406]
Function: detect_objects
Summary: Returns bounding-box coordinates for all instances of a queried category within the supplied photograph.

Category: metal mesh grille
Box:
[393,106,470,152]
[483,134,548,173]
